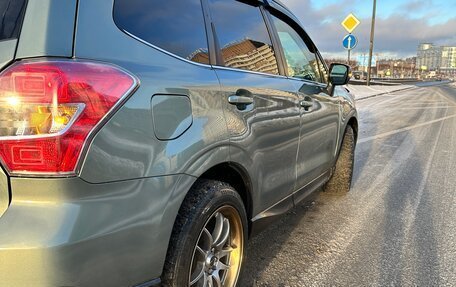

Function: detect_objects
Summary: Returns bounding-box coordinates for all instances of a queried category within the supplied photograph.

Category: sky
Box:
[281,0,456,59]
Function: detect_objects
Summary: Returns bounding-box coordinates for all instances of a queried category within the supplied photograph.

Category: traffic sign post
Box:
[341,13,360,67]
[343,34,358,66]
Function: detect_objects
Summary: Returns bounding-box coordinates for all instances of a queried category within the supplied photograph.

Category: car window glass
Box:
[272,16,322,82]
[114,0,210,64]
[208,0,279,75]
[0,0,27,41]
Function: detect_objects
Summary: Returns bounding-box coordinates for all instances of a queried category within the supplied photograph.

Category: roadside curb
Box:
[355,86,418,101]
[354,81,454,101]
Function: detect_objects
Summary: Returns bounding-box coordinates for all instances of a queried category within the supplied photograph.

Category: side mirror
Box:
[329,63,350,86]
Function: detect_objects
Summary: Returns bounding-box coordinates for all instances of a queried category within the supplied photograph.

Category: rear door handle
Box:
[300,100,313,108]
[228,95,253,111]
[228,95,254,105]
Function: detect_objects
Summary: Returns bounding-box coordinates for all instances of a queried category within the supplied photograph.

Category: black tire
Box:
[323,125,355,193]
[162,180,248,287]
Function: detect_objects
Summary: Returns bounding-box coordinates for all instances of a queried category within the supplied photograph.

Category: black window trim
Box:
[260,5,286,76]
[201,0,217,65]
[315,51,330,85]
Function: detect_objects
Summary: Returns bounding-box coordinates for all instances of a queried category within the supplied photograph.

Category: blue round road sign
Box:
[343,34,358,50]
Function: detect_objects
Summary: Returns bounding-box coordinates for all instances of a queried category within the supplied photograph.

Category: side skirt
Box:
[250,170,331,237]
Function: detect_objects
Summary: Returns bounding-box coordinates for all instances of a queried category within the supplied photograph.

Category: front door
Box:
[269,14,341,193]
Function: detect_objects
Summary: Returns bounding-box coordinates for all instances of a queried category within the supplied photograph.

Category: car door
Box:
[205,0,301,216]
[268,13,341,199]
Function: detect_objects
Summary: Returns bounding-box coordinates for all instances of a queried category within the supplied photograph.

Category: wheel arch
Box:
[164,161,254,253]
[197,162,253,232]
[347,116,358,143]
[333,115,358,165]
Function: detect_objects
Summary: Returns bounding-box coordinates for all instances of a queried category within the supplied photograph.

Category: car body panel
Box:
[336,85,358,139]
[74,0,229,183]
[0,174,196,286]
[16,0,76,59]
[0,39,17,71]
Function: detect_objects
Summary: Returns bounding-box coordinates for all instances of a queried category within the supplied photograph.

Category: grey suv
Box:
[0,0,357,286]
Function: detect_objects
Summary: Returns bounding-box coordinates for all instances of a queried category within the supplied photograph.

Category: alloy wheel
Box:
[189,206,244,287]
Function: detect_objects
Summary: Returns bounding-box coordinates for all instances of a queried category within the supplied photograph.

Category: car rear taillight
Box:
[0,60,136,175]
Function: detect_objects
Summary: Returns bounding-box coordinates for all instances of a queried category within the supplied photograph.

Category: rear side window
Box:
[113,0,210,64]
[208,0,279,75]
[0,0,27,41]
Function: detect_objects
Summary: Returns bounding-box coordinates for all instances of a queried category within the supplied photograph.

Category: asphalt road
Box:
[238,83,456,286]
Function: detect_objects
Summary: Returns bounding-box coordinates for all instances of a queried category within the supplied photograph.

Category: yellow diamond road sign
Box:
[341,13,360,33]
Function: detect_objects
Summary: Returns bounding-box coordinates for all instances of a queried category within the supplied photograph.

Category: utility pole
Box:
[367,0,377,86]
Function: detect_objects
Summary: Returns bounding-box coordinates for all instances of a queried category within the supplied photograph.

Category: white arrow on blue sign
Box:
[343,34,358,50]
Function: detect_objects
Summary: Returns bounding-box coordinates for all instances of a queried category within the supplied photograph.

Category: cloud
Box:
[280,0,456,59]
[398,0,433,13]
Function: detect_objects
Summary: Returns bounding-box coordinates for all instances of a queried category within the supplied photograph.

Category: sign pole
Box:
[343,34,357,67]
[367,0,377,86]
[342,33,358,66]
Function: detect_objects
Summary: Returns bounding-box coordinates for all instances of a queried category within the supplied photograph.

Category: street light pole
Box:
[367,0,377,86]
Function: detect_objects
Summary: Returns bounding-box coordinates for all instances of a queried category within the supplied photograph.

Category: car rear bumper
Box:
[0,174,195,286]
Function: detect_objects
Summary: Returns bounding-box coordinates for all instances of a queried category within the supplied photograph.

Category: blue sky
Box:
[312,0,455,25]
[281,0,456,59]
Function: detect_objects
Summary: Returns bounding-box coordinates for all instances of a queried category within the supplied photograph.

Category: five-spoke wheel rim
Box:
[189,206,244,287]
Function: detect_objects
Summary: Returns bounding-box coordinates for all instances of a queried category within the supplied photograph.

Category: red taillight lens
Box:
[0,60,136,175]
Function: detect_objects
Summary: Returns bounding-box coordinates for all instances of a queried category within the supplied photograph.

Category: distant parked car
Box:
[353,71,367,80]
[0,0,357,286]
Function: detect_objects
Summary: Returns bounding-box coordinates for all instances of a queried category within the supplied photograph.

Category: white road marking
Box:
[358,114,456,144]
